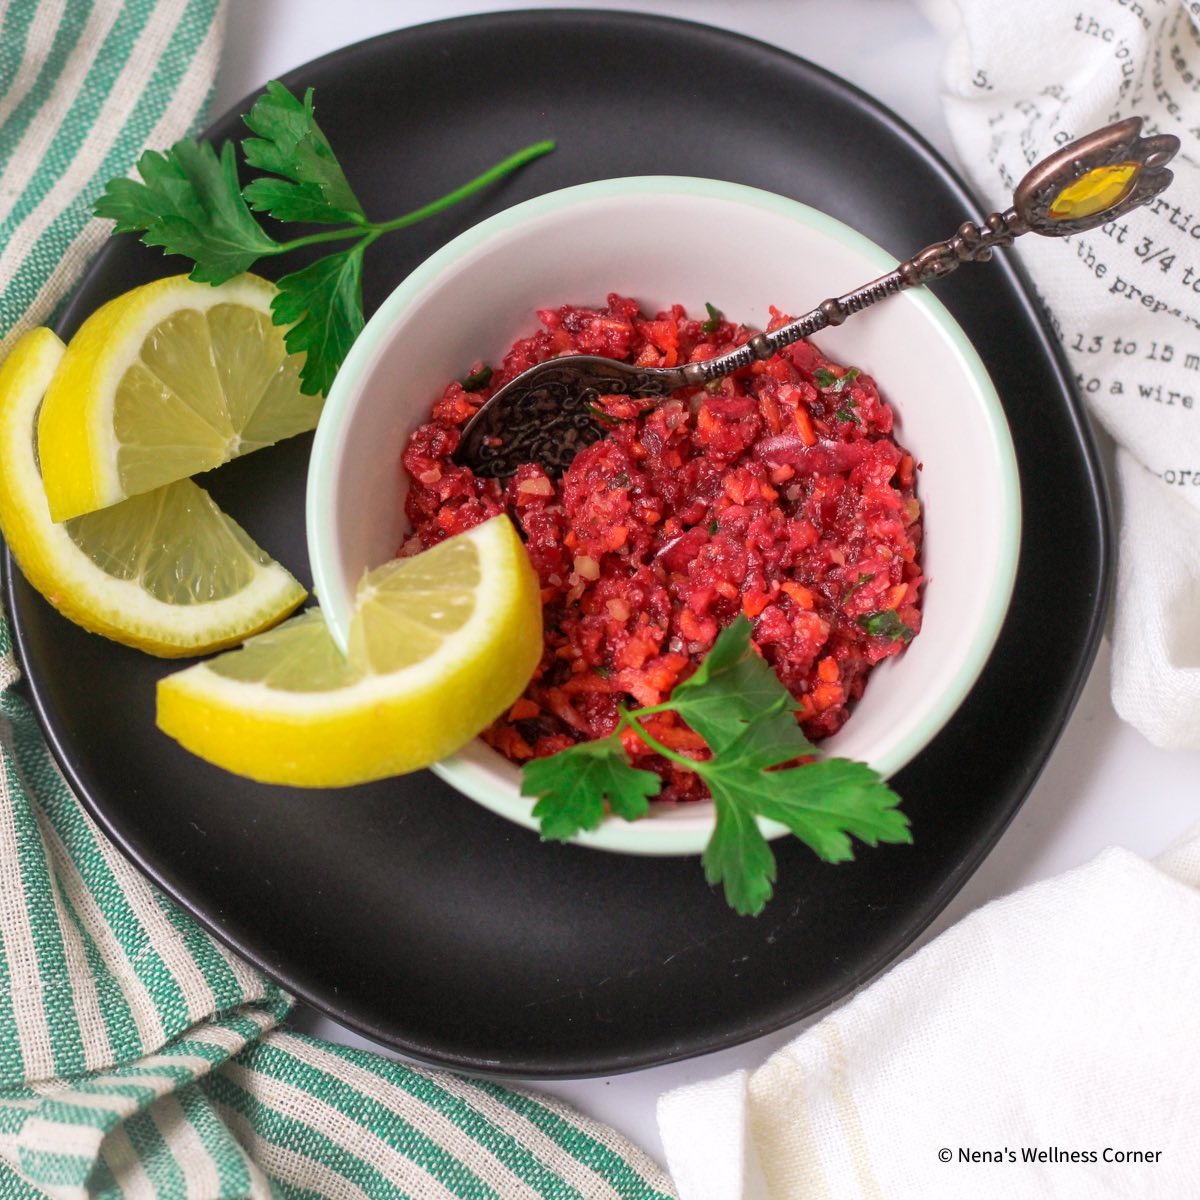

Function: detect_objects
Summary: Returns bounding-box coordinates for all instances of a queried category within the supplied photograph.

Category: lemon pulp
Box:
[38,274,321,521]
[0,327,305,656]
[156,515,544,786]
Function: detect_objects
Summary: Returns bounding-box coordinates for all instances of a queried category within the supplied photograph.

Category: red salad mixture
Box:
[402,295,923,802]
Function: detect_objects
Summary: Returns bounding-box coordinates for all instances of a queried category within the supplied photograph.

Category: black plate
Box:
[2,11,1110,1077]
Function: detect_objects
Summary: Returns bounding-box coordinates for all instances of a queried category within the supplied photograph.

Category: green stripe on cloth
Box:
[0,0,43,117]
[6,692,192,1055]
[476,1084,675,1200]
[0,0,98,177]
[225,1043,504,1200]
[0,754,22,1075]
[172,1086,259,1200]
[2,0,212,254]
[13,777,88,1080]
[18,1146,95,1190]
[206,1068,437,1199]
[57,886,142,1069]
[0,3,678,1196]
[84,1153,121,1200]
[0,0,217,351]
[0,704,76,1084]
[150,893,248,1017]
[121,1105,189,1200]
[0,0,146,225]
[271,1037,591,1200]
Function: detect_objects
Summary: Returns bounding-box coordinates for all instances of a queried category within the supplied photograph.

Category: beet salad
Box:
[401,295,923,803]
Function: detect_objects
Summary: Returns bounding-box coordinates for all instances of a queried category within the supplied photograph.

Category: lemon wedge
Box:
[156,515,543,786]
[37,273,321,521]
[0,327,306,656]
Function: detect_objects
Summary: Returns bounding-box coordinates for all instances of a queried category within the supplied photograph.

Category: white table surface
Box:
[216,0,1200,1169]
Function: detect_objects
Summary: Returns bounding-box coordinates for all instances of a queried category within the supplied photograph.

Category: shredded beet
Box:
[401,295,923,802]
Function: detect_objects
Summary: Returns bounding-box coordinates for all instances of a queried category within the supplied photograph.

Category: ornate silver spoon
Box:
[455,118,1178,478]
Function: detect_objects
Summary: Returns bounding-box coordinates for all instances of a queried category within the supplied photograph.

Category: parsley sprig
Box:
[521,617,911,915]
[94,81,555,396]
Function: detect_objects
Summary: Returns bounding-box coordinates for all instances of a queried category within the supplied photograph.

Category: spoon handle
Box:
[680,116,1179,387]
[682,215,1020,384]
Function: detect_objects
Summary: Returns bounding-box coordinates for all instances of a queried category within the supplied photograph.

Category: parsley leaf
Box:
[242,82,365,225]
[272,247,366,396]
[702,796,777,916]
[755,758,912,862]
[705,695,815,771]
[701,756,911,913]
[668,617,795,752]
[96,140,279,284]
[461,364,493,392]
[813,366,861,393]
[522,735,661,839]
[857,609,914,643]
[520,615,911,915]
[94,81,557,396]
[698,711,907,912]
[701,301,723,333]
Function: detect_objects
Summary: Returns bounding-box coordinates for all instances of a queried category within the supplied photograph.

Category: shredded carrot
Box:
[741,590,771,618]
[781,582,815,609]
[811,681,844,711]
[794,406,817,446]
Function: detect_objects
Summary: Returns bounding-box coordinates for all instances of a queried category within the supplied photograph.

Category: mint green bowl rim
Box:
[307,175,1022,856]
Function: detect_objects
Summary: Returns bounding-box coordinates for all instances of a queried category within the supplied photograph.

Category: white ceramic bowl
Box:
[307,177,1021,855]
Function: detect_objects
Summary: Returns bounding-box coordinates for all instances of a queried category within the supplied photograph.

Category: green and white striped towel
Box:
[0,3,677,1197]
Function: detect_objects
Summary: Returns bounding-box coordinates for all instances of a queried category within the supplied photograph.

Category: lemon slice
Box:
[156,515,543,786]
[0,327,306,656]
[37,273,321,521]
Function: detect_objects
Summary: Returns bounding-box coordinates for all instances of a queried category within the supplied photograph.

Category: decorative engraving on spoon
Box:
[455,117,1179,479]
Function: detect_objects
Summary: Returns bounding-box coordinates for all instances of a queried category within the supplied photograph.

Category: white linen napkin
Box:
[936,0,1200,747]
[657,831,1200,1198]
